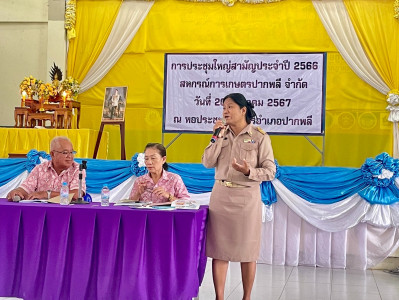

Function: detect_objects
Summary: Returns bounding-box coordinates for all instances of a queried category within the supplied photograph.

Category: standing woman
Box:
[202,93,276,300]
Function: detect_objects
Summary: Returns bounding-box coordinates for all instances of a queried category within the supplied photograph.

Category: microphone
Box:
[76,160,87,203]
[79,160,87,171]
[211,118,226,143]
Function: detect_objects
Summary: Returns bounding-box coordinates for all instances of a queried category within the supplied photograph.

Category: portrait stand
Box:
[94,86,127,160]
[93,121,126,160]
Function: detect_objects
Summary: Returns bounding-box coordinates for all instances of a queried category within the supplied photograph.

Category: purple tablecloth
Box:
[0,199,208,300]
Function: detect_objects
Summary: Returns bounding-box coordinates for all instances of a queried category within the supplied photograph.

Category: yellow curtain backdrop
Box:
[0,128,109,159]
[66,0,122,82]
[344,0,399,90]
[72,0,390,167]
[344,0,399,158]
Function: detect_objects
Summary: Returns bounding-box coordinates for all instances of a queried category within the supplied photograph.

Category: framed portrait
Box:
[101,86,128,122]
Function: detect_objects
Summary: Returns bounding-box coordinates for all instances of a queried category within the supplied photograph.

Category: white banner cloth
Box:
[164,53,325,134]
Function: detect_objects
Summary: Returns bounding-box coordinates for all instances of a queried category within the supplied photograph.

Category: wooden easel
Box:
[93,121,126,160]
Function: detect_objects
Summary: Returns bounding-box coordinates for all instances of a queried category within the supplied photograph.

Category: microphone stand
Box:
[72,160,87,204]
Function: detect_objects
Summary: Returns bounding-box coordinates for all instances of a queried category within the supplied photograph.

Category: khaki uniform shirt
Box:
[202,123,276,187]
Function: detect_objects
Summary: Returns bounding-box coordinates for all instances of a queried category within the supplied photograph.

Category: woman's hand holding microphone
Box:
[211,118,226,143]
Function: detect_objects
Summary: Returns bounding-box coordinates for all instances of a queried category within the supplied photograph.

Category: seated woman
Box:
[129,143,190,203]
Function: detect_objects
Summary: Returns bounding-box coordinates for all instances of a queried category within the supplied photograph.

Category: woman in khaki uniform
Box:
[202,93,276,300]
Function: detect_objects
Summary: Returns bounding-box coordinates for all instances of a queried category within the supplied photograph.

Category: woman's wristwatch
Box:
[47,190,51,200]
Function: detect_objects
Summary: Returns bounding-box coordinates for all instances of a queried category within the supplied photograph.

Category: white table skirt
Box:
[258,199,399,269]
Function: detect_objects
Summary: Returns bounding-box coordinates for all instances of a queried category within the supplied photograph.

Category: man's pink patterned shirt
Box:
[20,161,86,194]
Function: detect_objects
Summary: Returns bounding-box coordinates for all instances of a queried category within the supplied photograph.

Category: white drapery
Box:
[312,0,399,157]
[79,0,154,93]
[260,179,399,269]
[272,179,399,231]
[259,198,399,269]
[311,0,388,94]
[0,172,28,198]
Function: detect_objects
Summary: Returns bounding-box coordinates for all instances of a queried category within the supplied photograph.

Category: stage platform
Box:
[0,128,109,159]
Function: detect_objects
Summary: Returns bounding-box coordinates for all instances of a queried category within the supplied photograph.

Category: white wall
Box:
[0,0,66,126]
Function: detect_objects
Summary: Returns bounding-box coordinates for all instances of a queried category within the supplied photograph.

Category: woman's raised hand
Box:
[152,186,169,200]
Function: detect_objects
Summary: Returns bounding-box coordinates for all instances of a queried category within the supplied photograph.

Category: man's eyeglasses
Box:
[53,150,77,156]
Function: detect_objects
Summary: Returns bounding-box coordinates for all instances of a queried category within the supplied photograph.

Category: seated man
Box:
[7,136,86,200]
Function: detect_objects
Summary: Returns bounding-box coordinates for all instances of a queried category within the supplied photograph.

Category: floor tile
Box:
[196,263,399,300]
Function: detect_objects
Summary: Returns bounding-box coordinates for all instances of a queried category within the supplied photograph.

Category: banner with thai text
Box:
[163,53,326,135]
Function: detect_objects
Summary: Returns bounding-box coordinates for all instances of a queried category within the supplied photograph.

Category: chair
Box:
[54,108,72,129]
[27,112,55,128]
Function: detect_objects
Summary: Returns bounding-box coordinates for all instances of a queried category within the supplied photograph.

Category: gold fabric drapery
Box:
[183,0,283,7]
[65,0,77,40]
[344,0,398,89]
[69,0,390,166]
[66,1,122,83]
[344,0,399,156]
[0,128,109,159]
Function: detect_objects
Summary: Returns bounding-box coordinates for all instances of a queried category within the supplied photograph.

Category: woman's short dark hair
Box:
[222,93,257,124]
[144,143,168,170]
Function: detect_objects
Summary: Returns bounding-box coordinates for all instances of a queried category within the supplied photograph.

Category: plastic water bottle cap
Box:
[62,182,68,186]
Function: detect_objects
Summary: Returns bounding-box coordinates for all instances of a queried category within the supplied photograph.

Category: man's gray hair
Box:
[50,136,72,151]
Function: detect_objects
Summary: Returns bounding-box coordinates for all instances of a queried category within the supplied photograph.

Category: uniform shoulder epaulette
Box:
[256,126,265,135]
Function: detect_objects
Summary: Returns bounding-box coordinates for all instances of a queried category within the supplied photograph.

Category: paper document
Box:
[171,200,200,210]
[114,199,141,206]
[115,202,147,207]
[19,199,49,203]
[47,193,74,204]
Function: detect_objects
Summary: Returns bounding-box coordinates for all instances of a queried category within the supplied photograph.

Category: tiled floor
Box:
[1,262,398,300]
[198,261,399,300]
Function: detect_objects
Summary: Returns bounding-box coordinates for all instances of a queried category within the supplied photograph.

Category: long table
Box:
[0,200,208,300]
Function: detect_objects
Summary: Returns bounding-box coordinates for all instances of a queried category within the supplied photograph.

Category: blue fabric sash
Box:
[1,151,398,206]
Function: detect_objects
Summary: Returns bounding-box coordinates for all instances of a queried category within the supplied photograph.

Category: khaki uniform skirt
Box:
[206,182,262,262]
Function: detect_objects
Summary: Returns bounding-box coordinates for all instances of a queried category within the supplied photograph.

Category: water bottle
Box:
[60,182,69,205]
[101,185,110,206]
